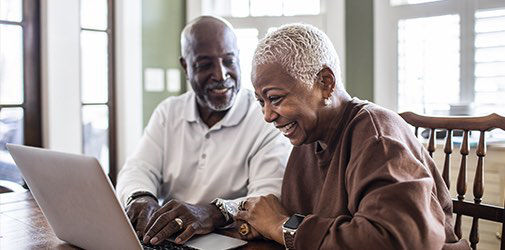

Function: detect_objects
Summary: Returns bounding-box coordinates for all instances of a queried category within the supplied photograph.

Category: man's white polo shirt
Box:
[116,88,291,205]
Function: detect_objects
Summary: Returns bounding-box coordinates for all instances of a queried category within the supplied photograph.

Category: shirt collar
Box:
[183,89,250,129]
[183,91,198,123]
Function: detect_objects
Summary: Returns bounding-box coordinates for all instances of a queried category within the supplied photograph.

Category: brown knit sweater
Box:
[280,98,470,250]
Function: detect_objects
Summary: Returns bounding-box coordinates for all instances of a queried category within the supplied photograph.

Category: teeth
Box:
[211,88,229,94]
[279,122,295,135]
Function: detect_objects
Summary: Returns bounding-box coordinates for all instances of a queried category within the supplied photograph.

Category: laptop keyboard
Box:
[141,240,199,250]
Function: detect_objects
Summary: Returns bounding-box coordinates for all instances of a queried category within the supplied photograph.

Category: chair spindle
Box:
[428,128,436,158]
[443,129,452,189]
[469,131,486,249]
[455,130,469,239]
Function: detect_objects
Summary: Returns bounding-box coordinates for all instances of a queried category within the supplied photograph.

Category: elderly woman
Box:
[235,24,469,249]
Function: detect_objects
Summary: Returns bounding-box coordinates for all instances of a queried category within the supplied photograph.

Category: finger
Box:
[143,215,157,237]
[242,199,251,211]
[224,226,255,241]
[265,194,281,204]
[266,193,277,199]
[241,231,257,240]
[126,206,137,220]
[241,222,261,240]
[143,208,169,237]
[247,227,261,240]
[153,200,178,217]
[150,220,182,245]
[238,200,247,211]
[135,211,149,237]
[243,197,259,211]
[235,210,250,222]
[175,223,198,244]
[144,200,177,234]
[143,212,178,244]
[126,208,139,229]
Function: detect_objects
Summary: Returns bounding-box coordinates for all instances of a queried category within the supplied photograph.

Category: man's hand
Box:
[126,196,161,238]
[143,200,227,245]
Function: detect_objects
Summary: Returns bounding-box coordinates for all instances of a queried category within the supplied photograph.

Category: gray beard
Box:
[205,91,237,111]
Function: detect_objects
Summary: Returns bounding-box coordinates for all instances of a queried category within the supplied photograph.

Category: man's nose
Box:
[263,104,278,123]
[211,60,228,82]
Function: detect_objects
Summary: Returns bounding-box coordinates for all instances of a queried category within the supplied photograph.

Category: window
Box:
[208,0,320,17]
[80,0,117,182]
[390,0,443,6]
[397,15,460,114]
[0,0,41,185]
[234,28,259,91]
[474,8,505,115]
[200,0,325,90]
[375,0,505,117]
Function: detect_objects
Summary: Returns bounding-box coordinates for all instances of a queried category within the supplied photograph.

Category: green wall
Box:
[345,0,374,101]
[141,1,375,124]
[142,0,186,127]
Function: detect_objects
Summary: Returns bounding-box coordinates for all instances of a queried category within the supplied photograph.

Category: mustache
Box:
[205,79,234,90]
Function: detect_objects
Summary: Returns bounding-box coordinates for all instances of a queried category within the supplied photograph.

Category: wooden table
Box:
[0,191,283,250]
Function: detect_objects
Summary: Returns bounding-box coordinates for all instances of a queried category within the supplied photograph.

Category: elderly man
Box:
[116,16,290,246]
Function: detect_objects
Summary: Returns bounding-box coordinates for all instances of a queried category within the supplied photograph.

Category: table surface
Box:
[0,191,283,250]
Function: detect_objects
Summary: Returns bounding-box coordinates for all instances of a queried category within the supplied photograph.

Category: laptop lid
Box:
[7,144,247,250]
[7,144,142,250]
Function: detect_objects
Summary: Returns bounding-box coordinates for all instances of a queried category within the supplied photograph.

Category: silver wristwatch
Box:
[282,214,305,250]
[211,198,240,223]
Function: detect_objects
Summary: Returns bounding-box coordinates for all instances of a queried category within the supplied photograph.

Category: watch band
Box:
[282,214,305,250]
[126,191,157,206]
[283,228,296,250]
[211,198,240,223]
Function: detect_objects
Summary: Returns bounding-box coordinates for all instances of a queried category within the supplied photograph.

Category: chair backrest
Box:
[399,112,505,250]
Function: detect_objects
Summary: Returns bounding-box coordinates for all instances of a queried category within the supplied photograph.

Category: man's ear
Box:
[317,67,336,98]
[179,57,188,75]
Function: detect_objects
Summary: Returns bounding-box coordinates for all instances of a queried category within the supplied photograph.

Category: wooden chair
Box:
[400,112,505,250]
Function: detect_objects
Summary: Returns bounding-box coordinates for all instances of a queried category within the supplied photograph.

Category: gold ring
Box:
[174,218,184,229]
[239,223,250,236]
[239,200,247,211]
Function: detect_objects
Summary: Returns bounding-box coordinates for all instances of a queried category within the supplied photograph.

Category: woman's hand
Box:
[235,194,289,245]
[219,220,262,241]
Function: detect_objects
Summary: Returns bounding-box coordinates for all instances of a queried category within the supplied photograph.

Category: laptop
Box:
[7,144,247,250]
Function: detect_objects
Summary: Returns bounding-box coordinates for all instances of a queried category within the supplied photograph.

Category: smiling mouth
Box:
[277,121,297,136]
[209,87,232,94]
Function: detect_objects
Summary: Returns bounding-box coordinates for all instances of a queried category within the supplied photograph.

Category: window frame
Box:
[0,0,42,147]
[79,0,117,184]
[374,0,505,113]
[197,0,328,91]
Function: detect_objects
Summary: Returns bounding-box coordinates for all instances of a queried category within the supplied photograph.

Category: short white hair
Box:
[253,23,341,87]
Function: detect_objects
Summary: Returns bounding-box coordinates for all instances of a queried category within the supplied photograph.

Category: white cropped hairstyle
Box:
[253,23,342,87]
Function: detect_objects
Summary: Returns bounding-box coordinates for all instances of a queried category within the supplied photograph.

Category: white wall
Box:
[40,0,143,168]
[41,0,82,154]
[115,0,143,168]
[373,0,397,111]
[323,0,346,85]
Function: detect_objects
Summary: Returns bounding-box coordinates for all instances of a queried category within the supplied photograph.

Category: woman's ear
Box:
[317,67,336,98]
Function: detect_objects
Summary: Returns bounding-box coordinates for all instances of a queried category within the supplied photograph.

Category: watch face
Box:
[284,214,305,230]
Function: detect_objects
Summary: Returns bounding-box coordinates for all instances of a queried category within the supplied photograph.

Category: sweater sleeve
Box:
[294,136,447,249]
